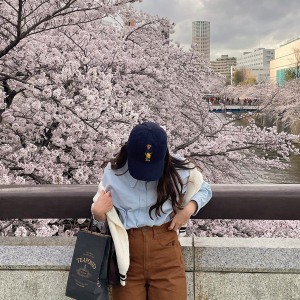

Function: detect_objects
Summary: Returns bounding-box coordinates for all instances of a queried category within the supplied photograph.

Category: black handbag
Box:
[105,222,121,286]
[65,217,111,300]
[92,215,121,286]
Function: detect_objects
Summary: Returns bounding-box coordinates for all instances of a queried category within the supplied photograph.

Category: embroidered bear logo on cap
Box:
[145,144,152,162]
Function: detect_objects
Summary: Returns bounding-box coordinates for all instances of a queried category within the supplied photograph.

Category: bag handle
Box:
[87,214,95,232]
[87,214,110,235]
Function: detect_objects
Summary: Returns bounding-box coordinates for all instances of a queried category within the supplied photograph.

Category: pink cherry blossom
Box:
[0,0,299,237]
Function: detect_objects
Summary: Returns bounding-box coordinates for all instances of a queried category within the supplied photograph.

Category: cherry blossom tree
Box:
[268,79,300,126]
[0,0,299,236]
[187,218,300,238]
[226,80,300,129]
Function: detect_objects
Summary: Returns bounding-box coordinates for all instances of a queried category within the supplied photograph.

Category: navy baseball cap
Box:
[127,122,167,181]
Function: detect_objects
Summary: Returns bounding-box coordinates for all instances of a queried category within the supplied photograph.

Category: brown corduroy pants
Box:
[112,221,187,300]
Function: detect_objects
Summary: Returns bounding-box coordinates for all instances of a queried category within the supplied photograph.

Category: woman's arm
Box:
[168,181,212,231]
[92,189,113,221]
[188,181,212,216]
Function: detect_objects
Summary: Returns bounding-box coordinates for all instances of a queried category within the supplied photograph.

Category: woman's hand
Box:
[168,201,198,231]
[92,190,114,221]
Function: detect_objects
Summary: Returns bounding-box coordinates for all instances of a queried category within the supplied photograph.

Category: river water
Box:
[255,150,300,184]
[222,113,300,184]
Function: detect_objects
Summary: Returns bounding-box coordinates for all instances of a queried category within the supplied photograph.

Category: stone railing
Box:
[1,184,300,300]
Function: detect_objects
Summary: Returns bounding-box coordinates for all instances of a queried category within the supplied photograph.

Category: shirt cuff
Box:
[190,181,212,216]
[92,214,107,232]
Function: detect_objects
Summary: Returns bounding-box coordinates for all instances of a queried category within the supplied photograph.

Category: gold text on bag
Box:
[76,257,97,269]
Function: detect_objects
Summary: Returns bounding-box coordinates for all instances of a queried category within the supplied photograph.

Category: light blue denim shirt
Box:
[93,155,212,230]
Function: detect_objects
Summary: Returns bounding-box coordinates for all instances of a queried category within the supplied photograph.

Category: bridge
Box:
[210,105,260,113]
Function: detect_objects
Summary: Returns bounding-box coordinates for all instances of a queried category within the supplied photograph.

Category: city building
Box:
[192,21,210,61]
[235,48,275,83]
[237,48,275,68]
[210,55,236,84]
[270,37,300,85]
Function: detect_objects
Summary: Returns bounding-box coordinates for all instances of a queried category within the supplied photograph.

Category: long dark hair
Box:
[108,143,200,219]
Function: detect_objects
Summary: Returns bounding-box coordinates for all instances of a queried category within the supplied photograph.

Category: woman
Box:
[92,121,212,300]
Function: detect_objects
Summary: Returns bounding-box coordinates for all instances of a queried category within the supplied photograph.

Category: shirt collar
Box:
[124,160,138,188]
[127,173,138,188]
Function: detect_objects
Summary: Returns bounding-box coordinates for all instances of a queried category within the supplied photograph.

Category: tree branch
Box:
[125,21,157,41]
[17,0,23,39]
[189,145,255,157]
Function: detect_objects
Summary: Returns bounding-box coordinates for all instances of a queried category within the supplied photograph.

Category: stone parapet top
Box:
[194,237,300,274]
[178,236,193,247]
[0,246,74,270]
[194,237,300,248]
[1,237,300,274]
[3,236,300,248]
[0,236,77,246]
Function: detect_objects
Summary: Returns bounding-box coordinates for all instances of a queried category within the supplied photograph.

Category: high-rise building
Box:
[192,21,210,61]
[210,55,236,84]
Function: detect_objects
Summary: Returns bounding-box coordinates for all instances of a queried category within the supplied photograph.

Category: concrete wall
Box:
[1,236,300,300]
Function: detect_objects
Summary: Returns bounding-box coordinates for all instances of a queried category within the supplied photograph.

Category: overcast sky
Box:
[134,0,300,61]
